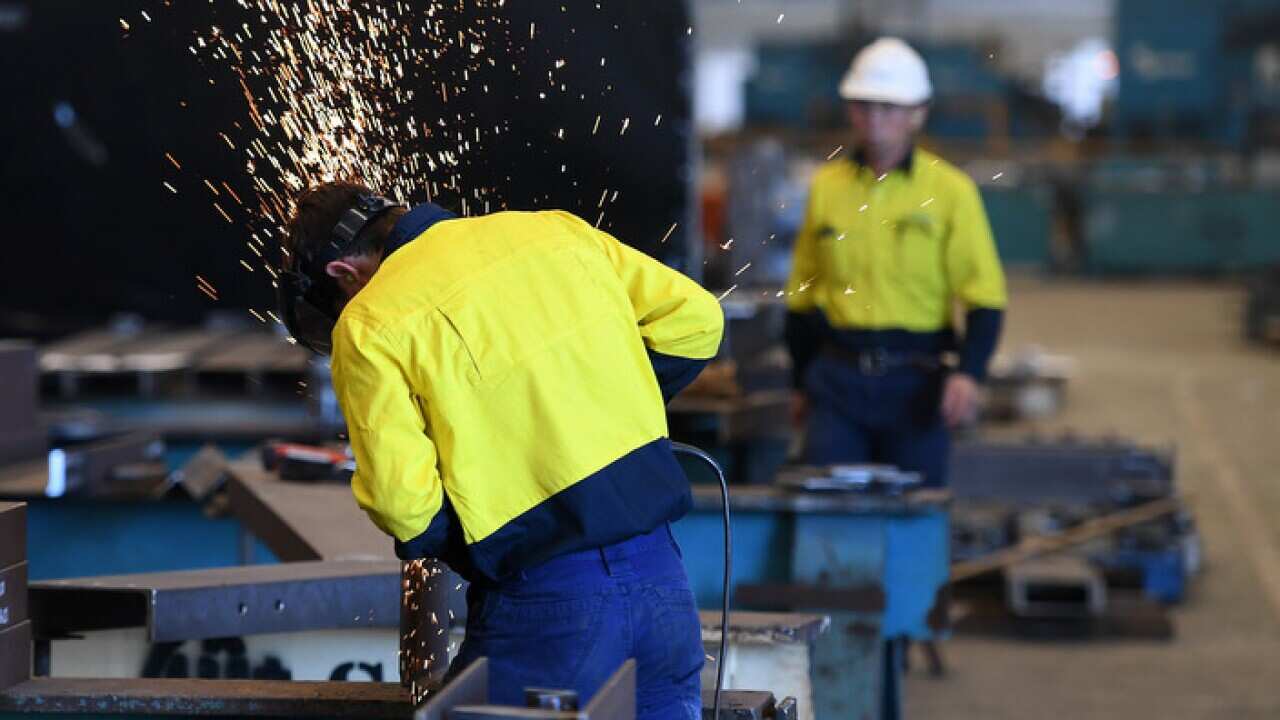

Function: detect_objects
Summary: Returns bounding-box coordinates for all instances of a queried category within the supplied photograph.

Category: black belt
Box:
[821,344,944,376]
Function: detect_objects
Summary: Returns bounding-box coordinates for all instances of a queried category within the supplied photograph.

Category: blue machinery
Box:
[675,485,949,720]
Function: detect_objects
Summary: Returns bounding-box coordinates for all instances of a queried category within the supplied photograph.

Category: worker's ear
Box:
[325,259,368,301]
[325,260,361,285]
[325,253,382,300]
[910,105,929,133]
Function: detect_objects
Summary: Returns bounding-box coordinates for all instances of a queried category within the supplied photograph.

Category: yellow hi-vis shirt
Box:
[784,147,1007,329]
[329,209,724,580]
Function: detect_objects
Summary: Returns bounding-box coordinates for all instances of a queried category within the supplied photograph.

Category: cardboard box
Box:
[0,563,27,630]
[0,620,31,691]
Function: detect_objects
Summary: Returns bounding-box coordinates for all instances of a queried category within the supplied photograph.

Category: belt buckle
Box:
[859,348,889,376]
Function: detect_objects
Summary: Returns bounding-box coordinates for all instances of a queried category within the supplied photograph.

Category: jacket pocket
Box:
[893,212,945,289]
[647,584,706,684]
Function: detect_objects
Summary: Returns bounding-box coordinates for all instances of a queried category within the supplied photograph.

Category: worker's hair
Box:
[283,181,402,269]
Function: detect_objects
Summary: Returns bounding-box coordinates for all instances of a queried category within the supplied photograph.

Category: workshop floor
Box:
[905,279,1280,719]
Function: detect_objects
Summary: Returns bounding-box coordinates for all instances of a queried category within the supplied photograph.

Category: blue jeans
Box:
[450,524,704,719]
[803,353,950,487]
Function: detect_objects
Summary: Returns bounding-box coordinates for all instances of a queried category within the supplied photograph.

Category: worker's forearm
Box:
[957,307,1003,381]
[785,310,825,388]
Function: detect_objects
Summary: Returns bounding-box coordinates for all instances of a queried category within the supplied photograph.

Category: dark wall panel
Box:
[0,1,691,330]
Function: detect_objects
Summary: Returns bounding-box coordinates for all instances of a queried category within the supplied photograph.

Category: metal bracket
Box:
[415,658,637,720]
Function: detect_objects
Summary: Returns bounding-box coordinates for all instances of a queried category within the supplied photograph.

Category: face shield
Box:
[276,193,400,356]
[276,269,339,356]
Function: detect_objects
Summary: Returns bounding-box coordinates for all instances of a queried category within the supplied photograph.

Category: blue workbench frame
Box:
[672,491,949,719]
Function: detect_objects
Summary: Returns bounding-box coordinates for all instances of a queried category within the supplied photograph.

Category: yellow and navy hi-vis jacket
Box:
[784,147,1007,382]
[330,208,724,581]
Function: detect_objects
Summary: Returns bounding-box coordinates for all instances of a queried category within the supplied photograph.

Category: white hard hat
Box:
[839,37,932,105]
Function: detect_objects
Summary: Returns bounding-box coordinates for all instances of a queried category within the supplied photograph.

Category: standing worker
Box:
[277,183,724,718]
[786,37,1007,486]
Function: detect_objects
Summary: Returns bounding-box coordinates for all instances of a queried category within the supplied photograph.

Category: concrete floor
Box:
[906,279,1280,719]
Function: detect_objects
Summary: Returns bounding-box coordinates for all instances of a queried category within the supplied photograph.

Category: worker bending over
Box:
[786,38,1007,486]
[279,183,724,718]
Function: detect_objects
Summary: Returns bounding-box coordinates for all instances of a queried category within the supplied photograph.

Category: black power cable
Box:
[670,442,731,720]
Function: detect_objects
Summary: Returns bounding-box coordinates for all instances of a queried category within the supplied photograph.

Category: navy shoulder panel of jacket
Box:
[384,203,456,258]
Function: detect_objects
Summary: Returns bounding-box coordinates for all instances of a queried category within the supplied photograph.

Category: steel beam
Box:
[0,678,410,718]
[224,462,393,563]
[0,562,28,630]
[30,561,401,642]
[0,621,31,691]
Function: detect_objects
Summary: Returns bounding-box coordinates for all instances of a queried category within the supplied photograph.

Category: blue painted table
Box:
[0,442,275,582]
[672,484,950,720]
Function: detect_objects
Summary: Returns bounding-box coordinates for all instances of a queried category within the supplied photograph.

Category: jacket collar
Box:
[850,145,915,175]
[384,202,457,259]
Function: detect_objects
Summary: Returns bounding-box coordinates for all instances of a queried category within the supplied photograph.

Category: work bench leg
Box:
[923,641,945,677]
[881,639,903,720]
[32,638,50,678]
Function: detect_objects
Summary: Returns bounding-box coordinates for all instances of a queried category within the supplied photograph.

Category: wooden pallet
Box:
[40,327,310,399]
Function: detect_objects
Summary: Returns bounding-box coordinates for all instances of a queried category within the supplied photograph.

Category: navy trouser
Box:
[450,524,704,719]
[802,352,950,487]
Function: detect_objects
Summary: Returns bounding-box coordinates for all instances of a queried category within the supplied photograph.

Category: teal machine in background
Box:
[1097,0,1280,274]
[1083,188,1280,274]
[1112,0,1280,148]
[733,3,1280,278]
[743,37,1023,140]
[982,186,1055,269]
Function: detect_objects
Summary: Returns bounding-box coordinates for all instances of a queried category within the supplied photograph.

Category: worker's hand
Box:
[789,391,810,428]
[941,373,980,428]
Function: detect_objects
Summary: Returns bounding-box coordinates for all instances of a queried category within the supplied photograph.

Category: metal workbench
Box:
[673,481,951,720]
[0,678,411,719]
[5,444,924,718]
